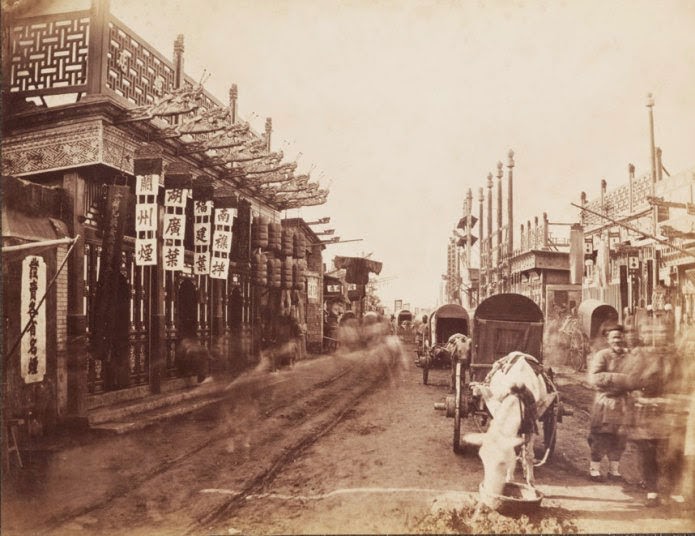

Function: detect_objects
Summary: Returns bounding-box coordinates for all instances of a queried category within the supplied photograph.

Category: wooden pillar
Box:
[86,0,110,96]
[62,172,88,420]
[133,149,165,394]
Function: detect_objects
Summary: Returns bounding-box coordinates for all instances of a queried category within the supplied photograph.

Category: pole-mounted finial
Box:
[479,187,484,201]
[646,92,655,108]
[628,163,635,174]
[229,84,238,123]
[487,173,493,188]
[507,149,515,168]
[497,161,503,178]
[174,34,185,54]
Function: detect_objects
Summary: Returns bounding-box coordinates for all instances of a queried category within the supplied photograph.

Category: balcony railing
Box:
[4,6,223,115]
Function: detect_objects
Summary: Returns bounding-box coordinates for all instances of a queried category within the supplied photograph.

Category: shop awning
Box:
[334,256,383,284]
[2,208,72,263]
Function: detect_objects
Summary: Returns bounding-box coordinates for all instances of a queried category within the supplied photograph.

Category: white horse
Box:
[463,352,555,501]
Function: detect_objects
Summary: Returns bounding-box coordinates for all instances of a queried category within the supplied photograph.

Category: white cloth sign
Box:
[163,213,185,240]
[21,256,46,384]
[135,238,157,266]
[209,257,230,280]
[136,174,159,196]
[194,222,211,246]
[163,244,184,271]
[135,203,158,233]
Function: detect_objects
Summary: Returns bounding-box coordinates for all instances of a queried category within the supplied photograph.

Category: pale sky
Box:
[39,0,695,310]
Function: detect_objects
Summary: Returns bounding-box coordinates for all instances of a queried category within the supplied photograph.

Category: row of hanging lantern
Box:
[251,215,307,291]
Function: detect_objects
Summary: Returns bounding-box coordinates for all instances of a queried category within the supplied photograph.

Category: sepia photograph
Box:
[1,0,694,534]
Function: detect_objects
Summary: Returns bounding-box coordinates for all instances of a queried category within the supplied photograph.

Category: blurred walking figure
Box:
[177,335,212,384]
[587,324,630,482]
[623,323,689,506]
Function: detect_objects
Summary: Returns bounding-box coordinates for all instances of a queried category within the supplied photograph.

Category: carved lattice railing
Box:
[4,9,223,114]
[6,10,91,97]
[106,15,177,106]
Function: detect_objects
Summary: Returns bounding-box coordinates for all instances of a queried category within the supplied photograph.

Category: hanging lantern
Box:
[251,215,269,250]
[293,231,306,259]
[282,256,294,289]
[268,222,282,253]
[252,251,268,286]
[293,260,306,291]
[282,227,294,257]
[267,257,282,288]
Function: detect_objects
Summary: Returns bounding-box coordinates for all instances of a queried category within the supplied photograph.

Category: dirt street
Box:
[3,340,694,535]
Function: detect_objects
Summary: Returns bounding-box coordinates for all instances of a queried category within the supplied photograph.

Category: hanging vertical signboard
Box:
[92,184,131,362]
[21,256,46,383]
[163,166,191,272]
[210,196,236,280]
[134,149,162,266]
[193,179,215,275]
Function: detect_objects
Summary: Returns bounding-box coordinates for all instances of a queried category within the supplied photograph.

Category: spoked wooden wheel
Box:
[453,361,462,453]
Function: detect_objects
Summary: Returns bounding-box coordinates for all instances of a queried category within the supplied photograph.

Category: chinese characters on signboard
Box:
[210,207,235,280]
[194,200,213,275]
[21,256,46,383]
[163,188,188,272]
[135,173,159,266]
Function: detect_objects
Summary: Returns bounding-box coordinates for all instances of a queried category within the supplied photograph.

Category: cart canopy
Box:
[577,299,619,340]
[429,303,470,345]
[397,310,413,324]
[472,294,544,373]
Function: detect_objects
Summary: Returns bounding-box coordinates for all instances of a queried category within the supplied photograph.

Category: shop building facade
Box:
[2,0,328,428]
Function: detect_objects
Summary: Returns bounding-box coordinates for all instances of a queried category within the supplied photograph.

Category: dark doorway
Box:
[229,288,243,331]
[178,279,198,339]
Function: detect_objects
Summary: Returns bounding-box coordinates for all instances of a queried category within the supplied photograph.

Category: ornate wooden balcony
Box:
[3,3,222,117]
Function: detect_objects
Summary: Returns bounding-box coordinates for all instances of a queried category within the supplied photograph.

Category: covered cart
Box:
[397,309,415,343]
[569,299,619,371]
[440,293,567,459]
[421,304,470,385]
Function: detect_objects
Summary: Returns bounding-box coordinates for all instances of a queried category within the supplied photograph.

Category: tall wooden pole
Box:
[507,149,515,259]
[486,173,493,276]
[496,161,503,262]
[478,187,484,302]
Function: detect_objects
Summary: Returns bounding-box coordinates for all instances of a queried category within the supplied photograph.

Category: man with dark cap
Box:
[587,324,631,482]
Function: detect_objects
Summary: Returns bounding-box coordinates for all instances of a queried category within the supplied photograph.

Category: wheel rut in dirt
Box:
[187,350,397,534]
[39,354,370,535]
